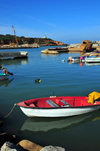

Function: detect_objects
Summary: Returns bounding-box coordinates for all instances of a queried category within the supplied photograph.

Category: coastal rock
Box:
[18,140,43,151]
[1,141,24,151]
[0,133,18,147]
[40,145,65,151]
[80,40,92,51]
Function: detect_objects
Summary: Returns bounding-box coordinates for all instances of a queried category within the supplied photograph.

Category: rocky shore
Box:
[0,133,65,151]
[0,34,67,49]
[0,119,65,151]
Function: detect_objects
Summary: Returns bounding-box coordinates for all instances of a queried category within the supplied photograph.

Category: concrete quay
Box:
[0,51,28,59]
[41,46,81,54]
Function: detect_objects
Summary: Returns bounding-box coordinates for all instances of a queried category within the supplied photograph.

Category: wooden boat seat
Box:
[46,100,59,107]
[60,100,72,107]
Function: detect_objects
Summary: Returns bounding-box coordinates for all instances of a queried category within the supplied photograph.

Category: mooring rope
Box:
[3,104,17,118]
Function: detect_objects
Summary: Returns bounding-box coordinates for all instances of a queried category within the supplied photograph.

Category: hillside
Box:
[0,34,67,46]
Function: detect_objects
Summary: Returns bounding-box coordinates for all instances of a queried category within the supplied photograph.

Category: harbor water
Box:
[0,46,100,151]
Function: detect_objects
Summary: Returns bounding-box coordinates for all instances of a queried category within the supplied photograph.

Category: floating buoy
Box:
[80,62,83,67]
[35,79,41,83]
[62,60,65,62]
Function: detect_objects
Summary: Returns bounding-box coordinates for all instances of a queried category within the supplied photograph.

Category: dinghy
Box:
[0,73,9,80]
[17,93,100,117]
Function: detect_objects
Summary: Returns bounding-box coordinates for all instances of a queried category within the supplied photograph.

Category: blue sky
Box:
[0,0,100,44]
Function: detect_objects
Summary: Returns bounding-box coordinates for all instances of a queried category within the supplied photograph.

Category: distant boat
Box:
[67,56,80,63]
[85,56,100,63]
[0,73,9,80]
[17,95,100,117]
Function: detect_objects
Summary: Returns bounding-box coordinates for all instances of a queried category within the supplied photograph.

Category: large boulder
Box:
[18,140,43,151]
[1,142,24,151]
[80,40,92,51]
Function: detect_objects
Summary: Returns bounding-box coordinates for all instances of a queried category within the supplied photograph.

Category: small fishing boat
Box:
[0,68,13,80]
[85,56,100,63]
[17,93,100,117]
[0,73,9,80]
[67,56,80,63]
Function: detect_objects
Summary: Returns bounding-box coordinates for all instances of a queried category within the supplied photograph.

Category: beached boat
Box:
[85,56,100,63]
[17,94,100,117]
[0,73,9,80]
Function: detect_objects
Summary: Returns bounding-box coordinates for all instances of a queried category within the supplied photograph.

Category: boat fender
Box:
[3,69,8,75]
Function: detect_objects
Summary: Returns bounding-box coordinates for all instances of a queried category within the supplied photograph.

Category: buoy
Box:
[80,62,83,67]
[68,56,72,61]
[35,79,41,83]
[62,60,65,62]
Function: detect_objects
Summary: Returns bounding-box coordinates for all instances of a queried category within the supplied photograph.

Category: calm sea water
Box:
[0,46,100,151]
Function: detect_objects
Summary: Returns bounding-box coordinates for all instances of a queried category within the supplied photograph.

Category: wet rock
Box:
[80,40,92,51]
[1,141,24,151]
[40,146,65,151]
[18,140,43,151]
[0,133,19,147]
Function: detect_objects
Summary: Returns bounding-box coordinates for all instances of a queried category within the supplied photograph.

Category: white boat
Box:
[17,95,100,117]
[85,56,100,63]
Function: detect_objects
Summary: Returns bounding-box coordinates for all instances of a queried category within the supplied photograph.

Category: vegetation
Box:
[0,34,58,45]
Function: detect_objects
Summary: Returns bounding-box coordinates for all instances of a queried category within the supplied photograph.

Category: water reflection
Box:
[0,58,28,66]
[20,113,95,132]
[0,78,14,87]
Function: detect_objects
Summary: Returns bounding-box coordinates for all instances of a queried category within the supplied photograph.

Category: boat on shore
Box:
[17,94,100,117]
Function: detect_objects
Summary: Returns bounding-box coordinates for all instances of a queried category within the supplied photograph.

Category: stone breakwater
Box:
[0,139,66,151]
[0,121,66,151]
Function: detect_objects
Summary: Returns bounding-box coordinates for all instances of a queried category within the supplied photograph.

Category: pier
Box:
[0,51,28,59]
[41,47,81,54]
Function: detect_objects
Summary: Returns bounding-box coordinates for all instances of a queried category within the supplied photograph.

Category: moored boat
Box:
[85,56,100,63]
[0,73,9,80]
[17,92,100,117]
[67,56,80,63]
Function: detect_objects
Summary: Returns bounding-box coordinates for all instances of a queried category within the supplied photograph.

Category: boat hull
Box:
[20,105,100,117]
[0,74,9,80]
[85,57,100,63]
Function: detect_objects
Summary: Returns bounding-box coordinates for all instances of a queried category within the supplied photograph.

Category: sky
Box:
[0,0,100,44]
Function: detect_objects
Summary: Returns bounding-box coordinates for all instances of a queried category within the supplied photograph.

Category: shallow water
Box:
[0,46,100,151]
